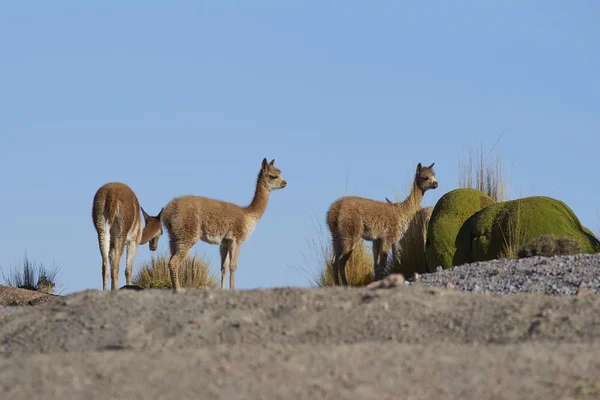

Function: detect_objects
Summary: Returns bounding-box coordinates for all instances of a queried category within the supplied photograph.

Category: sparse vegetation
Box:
[132,251,217,289]
[1,253,62,294]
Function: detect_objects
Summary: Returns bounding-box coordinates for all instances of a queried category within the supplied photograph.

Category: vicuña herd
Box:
[92,158,437,291]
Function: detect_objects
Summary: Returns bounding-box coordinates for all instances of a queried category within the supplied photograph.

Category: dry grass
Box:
[0,253,63,294]
[291,213,374,287]
[316,241,374,287]
[386,206,433,278]
[133,251,218,289]
[457,136,523,258]
[457,138,511,203]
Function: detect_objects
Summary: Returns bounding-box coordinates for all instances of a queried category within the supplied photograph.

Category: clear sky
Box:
[1,1,598,294]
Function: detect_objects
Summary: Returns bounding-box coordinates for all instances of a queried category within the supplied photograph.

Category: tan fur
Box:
[92,182,164,291]
[162,158,287,291]
[326,162,438,285]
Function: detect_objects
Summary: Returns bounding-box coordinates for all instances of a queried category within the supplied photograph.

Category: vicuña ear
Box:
[141,207,150,221]
[385,197,393,204]
[269,159,275,166]
[427,162,435,169]
[157,207,164,222]
[262,158,268,170]
[416,163,423,173]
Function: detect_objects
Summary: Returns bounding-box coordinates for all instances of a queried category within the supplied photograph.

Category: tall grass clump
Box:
[458,136,523,258]
[291,213,374,287]
[133,251,217,289]
[386,206,433,278]
[1,253,62,294]
[458,138,511,202]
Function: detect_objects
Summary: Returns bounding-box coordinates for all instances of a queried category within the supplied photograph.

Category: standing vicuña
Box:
[162,158,287,291]
[326,162,438,285]
[92,182,164,291]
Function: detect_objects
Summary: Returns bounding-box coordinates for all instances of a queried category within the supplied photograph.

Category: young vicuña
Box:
[162,158,287,291]
[326,162,438,285]
[92,182,164,291]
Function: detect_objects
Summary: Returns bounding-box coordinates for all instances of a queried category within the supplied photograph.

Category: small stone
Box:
[366,274,405,289]
[577,287,596,297]
[445,282,455,290]
[412,273,420,281]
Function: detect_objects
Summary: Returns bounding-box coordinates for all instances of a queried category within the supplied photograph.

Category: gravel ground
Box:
[412,253,600,295]
[0,254,598,399]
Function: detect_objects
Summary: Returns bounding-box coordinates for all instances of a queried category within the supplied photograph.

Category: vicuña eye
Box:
[423,176,429,181]
[269,175,278,180]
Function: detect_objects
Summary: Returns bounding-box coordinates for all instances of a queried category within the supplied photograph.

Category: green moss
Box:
[465,196,600,261]
[425,188,495,270]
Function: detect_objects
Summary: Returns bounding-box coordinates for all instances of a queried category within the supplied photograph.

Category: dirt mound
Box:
[0,284,599,399]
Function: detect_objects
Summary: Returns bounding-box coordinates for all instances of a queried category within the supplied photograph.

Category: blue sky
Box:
[1,1,598,294]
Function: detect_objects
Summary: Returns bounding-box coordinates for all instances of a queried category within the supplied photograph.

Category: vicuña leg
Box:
[372,239,382,282]
[96,227,110,291]
[109,236,126,291]
[331,237,342,286]
[228,241,241,290]
[125,240,138,286]
[168,240,192,292]
[376,241,391,281]
[338,239,356,286]
[219,240,232,289]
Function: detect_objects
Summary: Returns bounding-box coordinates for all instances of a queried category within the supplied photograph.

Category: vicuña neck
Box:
[398,181,424,214]
[245,176,270,219]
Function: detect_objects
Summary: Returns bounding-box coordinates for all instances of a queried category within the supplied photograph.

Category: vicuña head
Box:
[141,206,164,251]
[162,157,287,292]
[326,162,438,286]
[92,182,164,291]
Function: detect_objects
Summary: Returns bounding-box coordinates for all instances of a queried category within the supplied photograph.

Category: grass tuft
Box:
[387,206,433,278]
[291,213,374,287]
[1,253,63,294]
[457,138,511,202]
[133,251,218,289]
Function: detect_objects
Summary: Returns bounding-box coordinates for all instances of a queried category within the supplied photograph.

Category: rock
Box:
[366,274,405,289]
[577,287,596,297]
[0,285,58,307]
[119,285,145,291]
[518,234,584,258]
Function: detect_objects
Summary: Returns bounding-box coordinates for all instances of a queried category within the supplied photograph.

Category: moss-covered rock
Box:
[465,196,600,261]
[425,188,495,271]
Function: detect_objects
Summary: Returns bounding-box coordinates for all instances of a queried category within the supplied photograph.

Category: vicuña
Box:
[92,182,164,291]
[162,158,287,291]
[326,162,438,285]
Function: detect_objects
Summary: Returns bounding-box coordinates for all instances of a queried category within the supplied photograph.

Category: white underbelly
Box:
[200,233,223,245]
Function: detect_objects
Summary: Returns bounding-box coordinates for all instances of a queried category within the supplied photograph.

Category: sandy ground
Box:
[1,284,599,399]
